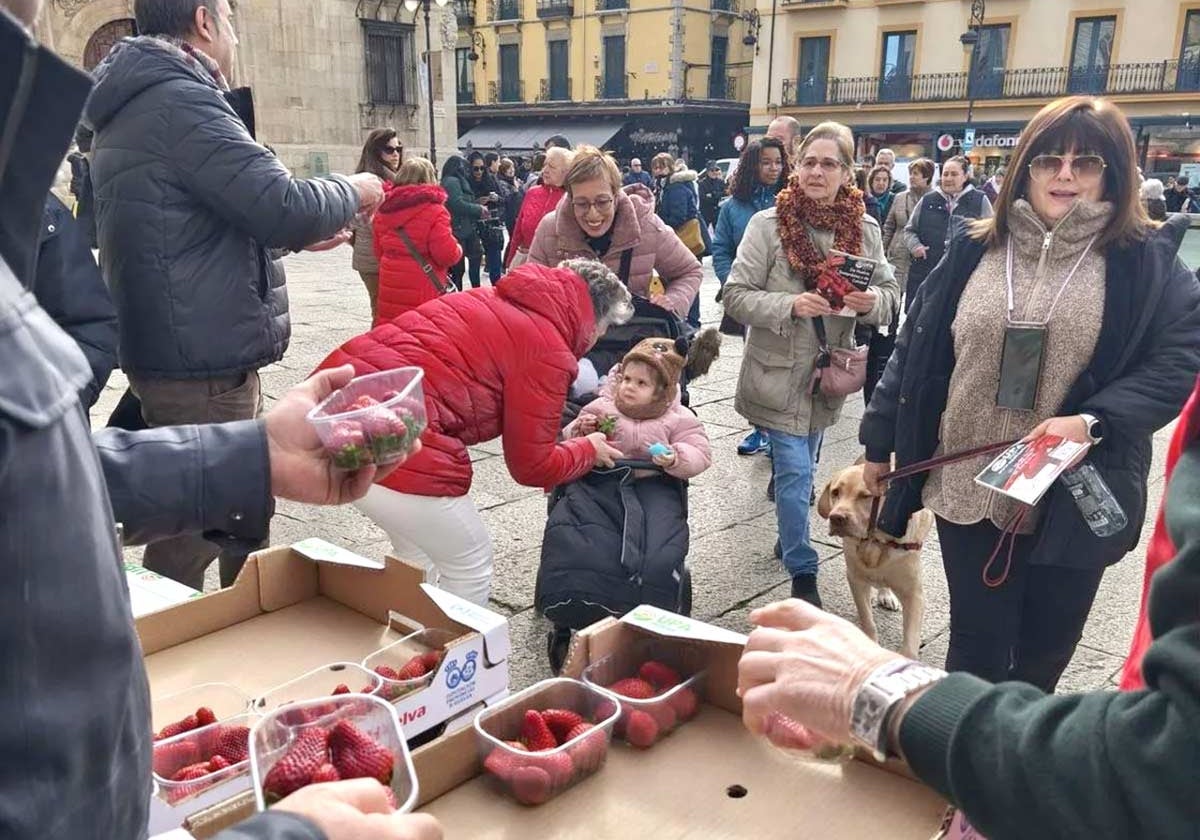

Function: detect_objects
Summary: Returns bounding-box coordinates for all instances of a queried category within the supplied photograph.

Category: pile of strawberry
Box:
[323,393,425,470]
[599,660,699,748]
[152,708,252,804]
[262,718,398,806]
[482,707,609,806]
[371,649,442,700]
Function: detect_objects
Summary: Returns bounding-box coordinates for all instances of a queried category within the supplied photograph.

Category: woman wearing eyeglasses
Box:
[350,128,403,320]
[526,145,703,320]
[723,122,899,607]
[900,155,993,312]
[861,96,1200,692]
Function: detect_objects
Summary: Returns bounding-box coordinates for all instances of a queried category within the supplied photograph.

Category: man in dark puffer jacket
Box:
[83,0,384,589]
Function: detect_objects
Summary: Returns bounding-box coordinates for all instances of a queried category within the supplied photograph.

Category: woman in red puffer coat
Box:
[314,259,632,605]
[372,157,463,325]
[504,147,573,269]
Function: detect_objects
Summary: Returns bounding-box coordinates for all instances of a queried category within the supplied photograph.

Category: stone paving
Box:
[91,248,1179,697]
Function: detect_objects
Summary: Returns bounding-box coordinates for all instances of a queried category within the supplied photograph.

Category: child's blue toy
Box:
[648,443,672,458]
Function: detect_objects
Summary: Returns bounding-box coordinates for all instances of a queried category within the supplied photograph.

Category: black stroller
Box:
[537,298,719,672]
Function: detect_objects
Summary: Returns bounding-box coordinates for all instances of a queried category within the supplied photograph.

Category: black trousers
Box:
[936,517,1105,692]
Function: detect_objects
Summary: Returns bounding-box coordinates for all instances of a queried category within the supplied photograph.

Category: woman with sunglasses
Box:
[900,155,992,312]
[350,128,403,320]
[861,96,1200,692]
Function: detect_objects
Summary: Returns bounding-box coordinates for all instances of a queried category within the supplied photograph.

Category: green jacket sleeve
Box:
[899,441,1200,839]
[444,177,484,222]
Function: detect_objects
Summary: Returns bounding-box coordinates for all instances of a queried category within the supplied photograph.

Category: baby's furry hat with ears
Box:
[681,328,721,381]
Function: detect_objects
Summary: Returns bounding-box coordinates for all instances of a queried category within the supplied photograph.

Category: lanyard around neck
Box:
[1005,232,1098,323]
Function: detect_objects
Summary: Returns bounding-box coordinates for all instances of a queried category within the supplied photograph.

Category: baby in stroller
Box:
[537,331,720,671]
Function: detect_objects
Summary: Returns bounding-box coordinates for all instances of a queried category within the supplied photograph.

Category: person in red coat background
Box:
[504,146,573,269]
[372,157,462,326]
[315,259,632,604]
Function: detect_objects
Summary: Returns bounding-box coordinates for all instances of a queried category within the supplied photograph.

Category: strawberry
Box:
[208,754,232,773]
[607,677,655,700]
[483,747,521,782]
[359,683,378,694]
[505,740,528,751]
[596,415,618,438]
[174,762,212,780]
[312,762,341,783]
[215,725,251,764]
[167,763,215,804]
[331,684,351,695]
[594,698,618,724]
[395,654,429,681]
[155,713,199,741]
[263,727,330,799]
[195,707,218,727]
[350,395,380,410]
[638,661,682,691]
[373,665,400,680]
[647,699,677,733]
[152,739,201,779]
[328,422,371,469]
[519,709,557,752]
[624,710,660,748]
[419,650,442,671]
[668,687,699,722]
[509,765,552,806]
[539,709,584,745]
[385,788,400,811]
[565,723,607,774]
[329,720,395,785]
[529,751,574,788]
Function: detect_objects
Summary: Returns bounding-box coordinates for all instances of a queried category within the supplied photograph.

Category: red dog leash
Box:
[868,440,1023,588]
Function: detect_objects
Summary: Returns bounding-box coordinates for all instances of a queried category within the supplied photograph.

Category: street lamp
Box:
[959,0,985,124]
[468,30,485,62]
[404,0,450,164]
[740,8,761,55]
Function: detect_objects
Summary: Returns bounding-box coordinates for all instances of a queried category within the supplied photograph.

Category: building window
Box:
[708,35,729,98]
[83,18,138,71]
[363,21,417,106]
[1179,10,1200,91]
[548,40,570,100]
[1068,16,1115,95]
[456,47,475,104]
[795,36,830,105]
[879,30,916,102]
[499,43,522,101]
[601,35,626,98]
[968,23,1009,99]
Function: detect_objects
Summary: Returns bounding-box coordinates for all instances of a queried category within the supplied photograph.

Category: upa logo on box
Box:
[444,650,478,689]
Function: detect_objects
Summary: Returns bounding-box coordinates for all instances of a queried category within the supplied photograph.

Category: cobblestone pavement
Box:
[92,249,1177,696]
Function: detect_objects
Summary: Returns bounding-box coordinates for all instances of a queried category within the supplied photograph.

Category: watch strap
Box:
[850,661,947,761]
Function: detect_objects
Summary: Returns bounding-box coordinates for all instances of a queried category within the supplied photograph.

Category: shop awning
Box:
[457,120,625,153]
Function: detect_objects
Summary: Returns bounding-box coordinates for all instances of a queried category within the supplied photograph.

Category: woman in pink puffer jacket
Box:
[527,146,702,321]
[563,337,712,480]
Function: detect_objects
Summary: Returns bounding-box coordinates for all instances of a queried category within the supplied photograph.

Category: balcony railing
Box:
[594,74,628,99]
[457,84,476,105]
[538,77,573,101]
[536,0,573,17]
[596,0,627,10]
[706,74,743,100]
[711,0,740,11]
[454,0,475,25]
[782,59,1200,106]
[489,79,525,103]
[489,0,520,21]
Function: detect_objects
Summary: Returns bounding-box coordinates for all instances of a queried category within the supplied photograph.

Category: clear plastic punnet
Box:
[307,368,427,470]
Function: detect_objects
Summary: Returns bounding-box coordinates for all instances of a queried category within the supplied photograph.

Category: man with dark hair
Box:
[698,160,726,231]
[484,150,500,175]
[545,133,573,150]
[85,0,385,589]
[1166,175,1192,213]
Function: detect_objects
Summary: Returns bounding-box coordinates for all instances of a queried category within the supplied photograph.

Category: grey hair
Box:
[560,258,634,333]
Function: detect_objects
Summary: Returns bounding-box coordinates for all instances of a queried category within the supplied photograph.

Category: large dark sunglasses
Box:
[1028,154,1106,181]
[383,145,402,154]
[472,165,485,171]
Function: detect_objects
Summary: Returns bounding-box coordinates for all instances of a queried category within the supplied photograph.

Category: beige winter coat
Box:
[881,188,925,294]
[723,210,898,435]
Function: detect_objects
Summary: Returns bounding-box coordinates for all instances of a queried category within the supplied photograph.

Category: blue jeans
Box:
[687,294,701,329]
[484,239,504,284]
[769,429,823,576]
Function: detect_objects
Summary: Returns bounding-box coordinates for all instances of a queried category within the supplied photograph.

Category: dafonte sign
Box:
[937,131,1022,152]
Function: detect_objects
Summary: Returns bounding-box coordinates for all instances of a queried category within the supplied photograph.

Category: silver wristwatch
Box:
[850,661,948,762]
[1079,413,1104,445]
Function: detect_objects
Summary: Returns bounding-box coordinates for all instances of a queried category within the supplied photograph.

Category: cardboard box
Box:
[138,542,510,835]
[126,562,202,619]
[181,605,947,840]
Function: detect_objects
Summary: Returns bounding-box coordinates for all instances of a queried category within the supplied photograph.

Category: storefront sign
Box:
[630,128,679,146]
[733,133,746,152]
[938,131,1021,151]
[937,133,955,152]
[962,128,976,152]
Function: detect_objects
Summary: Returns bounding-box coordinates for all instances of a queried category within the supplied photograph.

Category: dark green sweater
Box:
[901,441,1200,839]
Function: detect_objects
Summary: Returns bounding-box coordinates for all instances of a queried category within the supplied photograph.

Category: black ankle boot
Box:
[790,573,822,608]
[547,627,573,675]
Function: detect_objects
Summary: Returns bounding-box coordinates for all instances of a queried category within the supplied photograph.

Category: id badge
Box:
[996,322,1047,411]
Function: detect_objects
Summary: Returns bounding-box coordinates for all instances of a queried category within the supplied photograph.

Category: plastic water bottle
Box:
[1059,463,1128,537]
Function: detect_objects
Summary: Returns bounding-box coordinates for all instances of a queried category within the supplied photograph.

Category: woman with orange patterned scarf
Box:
[723,122,899,606]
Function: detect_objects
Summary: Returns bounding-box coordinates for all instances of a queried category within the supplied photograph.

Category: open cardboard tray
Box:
[138,541,510,835]
[179,605,949,840]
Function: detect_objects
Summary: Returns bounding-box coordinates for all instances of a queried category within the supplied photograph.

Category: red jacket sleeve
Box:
[506,187,545,268]
[427,208,463,271]
[501,350,595,488]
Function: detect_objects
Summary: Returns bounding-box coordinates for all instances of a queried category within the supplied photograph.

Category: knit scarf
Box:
[775,174,865,288]
[150,35,230,91]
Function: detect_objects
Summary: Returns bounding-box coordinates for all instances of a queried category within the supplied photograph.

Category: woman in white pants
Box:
[315,259,631,605]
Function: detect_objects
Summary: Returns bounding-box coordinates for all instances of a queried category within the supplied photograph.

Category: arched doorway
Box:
[83,18,137,71]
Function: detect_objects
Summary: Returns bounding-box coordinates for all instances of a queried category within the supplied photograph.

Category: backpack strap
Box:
[396,227,452,295]
[618,248,633,286]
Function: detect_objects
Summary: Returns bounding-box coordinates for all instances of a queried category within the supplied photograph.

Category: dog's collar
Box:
[848,534,924,552]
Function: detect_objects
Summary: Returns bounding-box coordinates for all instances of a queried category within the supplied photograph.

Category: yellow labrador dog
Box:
[817,464,933,659]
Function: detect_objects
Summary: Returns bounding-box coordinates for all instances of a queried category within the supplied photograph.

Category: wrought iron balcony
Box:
[711,0,740,11]
[489,78,525,103]
[538,77,573,102]
[781,59,1200,106]
[489,0,520,21]
[454,0,475,26]
[594,74,628,99]
[595,0,627,10]
[536,0,573,18]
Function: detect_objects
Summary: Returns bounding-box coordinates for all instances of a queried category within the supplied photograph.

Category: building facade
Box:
[36,0,461,177]
[454,0,758,165]
[748,0,1200,180]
